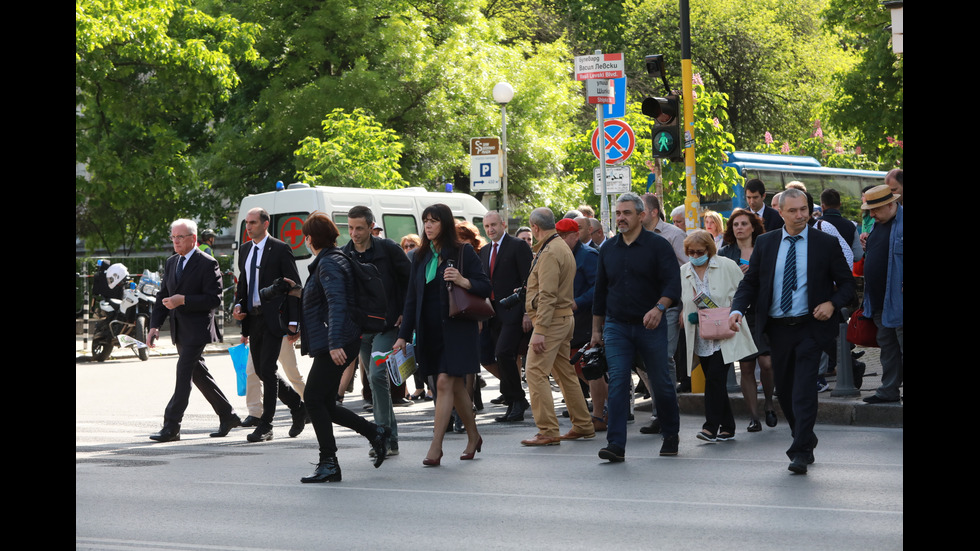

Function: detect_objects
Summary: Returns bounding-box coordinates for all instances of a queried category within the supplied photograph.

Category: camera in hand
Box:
[498,287,526,310]
[571,344,607,381]
[258,277,293,302]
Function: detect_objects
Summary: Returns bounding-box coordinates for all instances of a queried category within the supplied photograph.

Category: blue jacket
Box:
[300,248,361,357]
[863,205,903,328]
[571,241,598,346]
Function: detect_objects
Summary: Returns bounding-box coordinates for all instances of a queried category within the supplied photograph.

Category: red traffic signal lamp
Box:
[642,94,682,161]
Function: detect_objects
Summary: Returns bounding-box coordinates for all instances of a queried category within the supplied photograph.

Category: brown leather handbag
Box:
[446,249,495,322]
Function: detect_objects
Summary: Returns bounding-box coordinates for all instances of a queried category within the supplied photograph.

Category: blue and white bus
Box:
[704,151,888,216]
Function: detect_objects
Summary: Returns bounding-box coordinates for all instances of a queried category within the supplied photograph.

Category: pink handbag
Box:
[698,307,736,340]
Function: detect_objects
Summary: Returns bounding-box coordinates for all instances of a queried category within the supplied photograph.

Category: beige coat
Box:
[681,255,758,374]
[525,230,575,335]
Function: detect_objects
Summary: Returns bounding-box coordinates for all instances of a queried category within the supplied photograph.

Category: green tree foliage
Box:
[204,0,579,211]
[295,108,408,189]
[623,0,853,150]
[76,0,260,254]
[822,0,902,162]
[754,119,881,171]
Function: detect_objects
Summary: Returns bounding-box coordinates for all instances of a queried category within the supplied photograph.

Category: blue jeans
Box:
[604,319,679,452]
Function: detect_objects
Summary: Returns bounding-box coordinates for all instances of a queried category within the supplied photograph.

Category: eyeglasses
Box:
[403,243,417,250]
[686,249,707,257]
[170,234,192,241]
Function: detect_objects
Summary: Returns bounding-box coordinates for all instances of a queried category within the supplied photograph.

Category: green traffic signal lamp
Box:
[642,95,681,160]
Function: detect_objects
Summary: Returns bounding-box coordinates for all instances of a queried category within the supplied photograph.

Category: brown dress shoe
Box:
[521,433,561,446]
[560,429,597,440]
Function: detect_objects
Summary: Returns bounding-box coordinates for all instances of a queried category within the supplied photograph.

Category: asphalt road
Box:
[77,351,903,550]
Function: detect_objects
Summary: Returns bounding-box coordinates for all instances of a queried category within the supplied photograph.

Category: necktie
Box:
[175,256,185,284]
[490,242,498,278]
[780,235,802,315]
[247,246,258,312]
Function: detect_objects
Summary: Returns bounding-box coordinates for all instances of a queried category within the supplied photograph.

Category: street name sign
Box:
[575,53,625,81]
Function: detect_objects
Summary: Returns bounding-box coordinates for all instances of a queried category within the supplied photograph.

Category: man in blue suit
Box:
[730,189,855,474]
[147,219,240,442]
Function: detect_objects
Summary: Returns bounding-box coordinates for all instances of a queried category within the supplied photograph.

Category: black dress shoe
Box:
[149,426,180,442]
[500,398,528,422]
[246,424,273,442]
[210,414,243,437]
[289,404,307,437]
[640,419,662,434]
[301,457,341,483]
[490,394,509,405]
[765,410,778,428]
[494,402,515,422]
[788,456,808,474]
[370,425,391,468]
[240,415,261,428]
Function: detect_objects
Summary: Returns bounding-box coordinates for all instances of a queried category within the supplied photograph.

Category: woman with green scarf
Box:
[393,204,491,466]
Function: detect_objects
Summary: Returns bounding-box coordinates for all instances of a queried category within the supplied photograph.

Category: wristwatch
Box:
[655,303,666,312]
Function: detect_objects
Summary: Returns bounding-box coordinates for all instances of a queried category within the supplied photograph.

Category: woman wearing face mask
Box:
[718,209,776,432]
[680,230,757,443]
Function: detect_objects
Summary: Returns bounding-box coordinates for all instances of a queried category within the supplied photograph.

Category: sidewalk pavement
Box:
[76,326,902,429]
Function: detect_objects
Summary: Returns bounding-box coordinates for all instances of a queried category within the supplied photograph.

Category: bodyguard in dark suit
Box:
[744,178,784,232]
[233,207,306,442]
[479,211,533,422]
[147,219,240,442]
[730,189,855,474]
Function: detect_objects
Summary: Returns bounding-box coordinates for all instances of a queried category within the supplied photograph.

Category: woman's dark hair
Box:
[419,203,460,260]
[722,208,765,246]
[302,212,340,251]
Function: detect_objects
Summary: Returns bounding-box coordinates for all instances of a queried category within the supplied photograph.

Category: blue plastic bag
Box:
[228,343,249,396]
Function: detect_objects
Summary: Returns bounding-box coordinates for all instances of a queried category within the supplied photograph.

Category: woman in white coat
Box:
[681,230,757,442]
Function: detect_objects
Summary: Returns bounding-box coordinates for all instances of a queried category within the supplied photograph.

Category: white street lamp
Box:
[493,82,515,225]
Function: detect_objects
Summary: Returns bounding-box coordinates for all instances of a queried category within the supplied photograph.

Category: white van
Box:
[231,183,488,280]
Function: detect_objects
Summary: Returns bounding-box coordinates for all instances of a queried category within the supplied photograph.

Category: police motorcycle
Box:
[91,261,161,361]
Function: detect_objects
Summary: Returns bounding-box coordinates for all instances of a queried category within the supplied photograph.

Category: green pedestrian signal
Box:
[642,94,682,161]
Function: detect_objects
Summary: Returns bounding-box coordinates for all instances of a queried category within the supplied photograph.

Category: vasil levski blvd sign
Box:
[574,53,625,81]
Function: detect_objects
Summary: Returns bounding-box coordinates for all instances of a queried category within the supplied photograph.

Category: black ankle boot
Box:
[301,457,341,483]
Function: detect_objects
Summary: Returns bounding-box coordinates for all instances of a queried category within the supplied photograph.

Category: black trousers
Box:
[163,343,233,428]
[699,350,735,435]
[486,316,527,402]
[767,321,822,460]
[306,339,377,461]
[248,314,302,426]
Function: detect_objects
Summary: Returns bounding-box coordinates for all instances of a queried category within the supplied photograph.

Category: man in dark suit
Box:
[232,207,306,442]
[729,189,855,474]
[745,178,784,232]
[147,219,240,442]
[479,211,533,422]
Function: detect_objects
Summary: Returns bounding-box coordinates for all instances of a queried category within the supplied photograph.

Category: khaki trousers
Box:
[524,315,593,437]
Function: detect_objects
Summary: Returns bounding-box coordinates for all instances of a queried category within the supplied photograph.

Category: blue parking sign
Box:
[602,77,627,119]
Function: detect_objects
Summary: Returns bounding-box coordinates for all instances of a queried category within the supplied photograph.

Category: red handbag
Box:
[846,308,878,348]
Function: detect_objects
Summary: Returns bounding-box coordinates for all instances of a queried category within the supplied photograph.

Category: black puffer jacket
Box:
[300,248,360,357]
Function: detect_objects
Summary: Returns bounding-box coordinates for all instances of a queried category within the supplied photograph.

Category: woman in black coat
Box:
[393,204,491,466]
[295,213,390,483]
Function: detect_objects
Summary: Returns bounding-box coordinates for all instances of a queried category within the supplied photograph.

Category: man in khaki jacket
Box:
[520,208,595,446]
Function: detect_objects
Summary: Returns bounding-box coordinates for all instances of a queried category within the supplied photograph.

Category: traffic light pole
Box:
[680,0,699,234]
